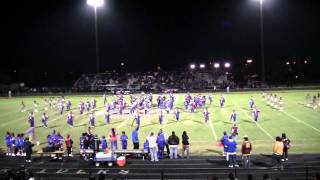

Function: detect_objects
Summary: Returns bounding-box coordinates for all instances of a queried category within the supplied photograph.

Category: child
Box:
[65,134,73,157]
[100,136,107,152]
[5,132,11,156]
[120,131,128,150]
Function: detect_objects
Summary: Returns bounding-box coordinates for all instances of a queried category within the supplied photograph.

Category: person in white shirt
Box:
[147,132,158,162]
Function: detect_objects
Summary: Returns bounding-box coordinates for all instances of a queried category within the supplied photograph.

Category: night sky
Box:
[3,0,319,86]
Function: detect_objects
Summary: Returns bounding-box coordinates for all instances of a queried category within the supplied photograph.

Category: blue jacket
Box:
[225,139,237,153]
[157,134,166,147]
[5,135,11,146]
[101,138,107,150]
[132,130,139,143]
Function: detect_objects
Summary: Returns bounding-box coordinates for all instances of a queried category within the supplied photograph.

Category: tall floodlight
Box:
[259,0,265,83]
[87,0,104,73]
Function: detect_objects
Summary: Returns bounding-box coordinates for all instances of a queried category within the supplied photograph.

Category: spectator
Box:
[147,132,158,162]
[160,129,170,157]
[100,136,107,152]
[241,135,252,168]
[24,137,34,163]
[109,128,118,150]
[272,136,284,170]
[226,136,238,168]
[282,133,291,161]
[65,134,73,157]
[181,131,190,159]
[156,132,165,159]
[120,131,128,150]
[132,127,139,149]
[168,131,179,159]
[220,131,229,157]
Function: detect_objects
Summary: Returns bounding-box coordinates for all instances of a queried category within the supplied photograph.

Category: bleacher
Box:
[72,71,231,93]
[0,154,319,179]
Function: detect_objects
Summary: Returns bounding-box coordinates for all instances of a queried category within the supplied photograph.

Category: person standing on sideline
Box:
[24,137,34,163]
[156,132,166,159]
[120,131,128,150]
[168,131,179,159]
[225,136,238,168]
[272,136,284,170]
[160,129,170,157]
[147,132,159,162]
[109,128,118,150]
[181,131,190,159]
[65,134,73,157]
[241,136,252,168]
[282,133,291,161]
[132,127,139,149]
[220,131,229,157]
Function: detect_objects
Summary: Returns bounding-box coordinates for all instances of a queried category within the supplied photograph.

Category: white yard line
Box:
[282,111,320,134]
[208,119,218,141]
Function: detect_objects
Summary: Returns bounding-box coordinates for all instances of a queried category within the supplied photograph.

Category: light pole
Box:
[259,0,265,84]
[87,0,104,73]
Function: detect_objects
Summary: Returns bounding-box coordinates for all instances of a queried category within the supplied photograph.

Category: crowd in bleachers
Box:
[72,71,232,92]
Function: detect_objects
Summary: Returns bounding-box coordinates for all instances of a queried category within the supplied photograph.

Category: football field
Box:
[0,90,319,156]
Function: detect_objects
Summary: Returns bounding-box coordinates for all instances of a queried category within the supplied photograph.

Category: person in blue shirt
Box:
[220,131,229,157]
[120,131,128,150]
[5,132,11,156]
[225,136,238,168]
[143,140,149,160]
[100,136,107,152]
[157,132,166,159]
[9,133,16,156]
[132,128,139,149]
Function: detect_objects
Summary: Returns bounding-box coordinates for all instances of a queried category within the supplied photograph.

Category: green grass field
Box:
[0,90,320,156]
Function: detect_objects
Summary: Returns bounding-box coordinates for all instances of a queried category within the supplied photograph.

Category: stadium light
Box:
[87,0,104,7]
[200,64,205,69]
[286,61,290,65]
[214,63,220,69]
[190,64,196,69]
[304,60,308,64]
[246,59,253,64]
[224,62,231,68]
[253,0,265,83]
[87,0,104,73]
